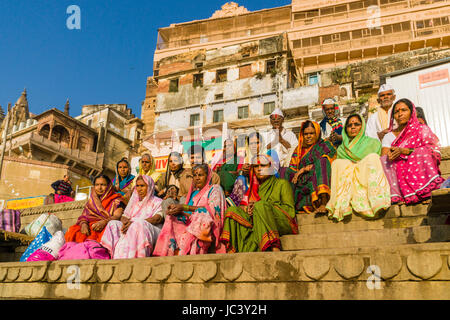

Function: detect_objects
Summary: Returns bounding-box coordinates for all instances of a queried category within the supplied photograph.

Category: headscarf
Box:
[241,154,277,206]
[163,152,184,188]
[215,139,244,192]
[389,98,440,153]
[112,158,135,195]
[320,98,343,136]
[77,180,123,225]
[124,175,162,221]
[138,153,156,176]
[133,153,161,186]
[415,107,428,125]
[289,121,321,171]
[337,113,381,162]
[184,163,226,253]
[185,164,213,206]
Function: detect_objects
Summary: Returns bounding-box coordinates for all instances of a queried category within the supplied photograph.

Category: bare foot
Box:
[422,199,431,204]
[272,247,280,252]
[316,205,328,215]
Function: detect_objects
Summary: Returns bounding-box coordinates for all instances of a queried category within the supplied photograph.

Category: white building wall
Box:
[386,62,450,147]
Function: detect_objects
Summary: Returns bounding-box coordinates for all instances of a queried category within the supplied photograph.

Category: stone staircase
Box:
[281,203,450,251]
[0,188,448,299]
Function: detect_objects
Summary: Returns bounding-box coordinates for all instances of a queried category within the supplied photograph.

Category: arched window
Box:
[51,125,71,148]
[39,124,51,138]
[78,136,90,151]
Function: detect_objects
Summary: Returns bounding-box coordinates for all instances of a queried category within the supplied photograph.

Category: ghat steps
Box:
[0,188,448,299]
[0,147,449,299]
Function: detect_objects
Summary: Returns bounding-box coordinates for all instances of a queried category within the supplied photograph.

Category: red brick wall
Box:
[158,62,193,76]
[179,74,193,86]
[239,64,253,79]
[158,80,170,93]
[319,85,340,104]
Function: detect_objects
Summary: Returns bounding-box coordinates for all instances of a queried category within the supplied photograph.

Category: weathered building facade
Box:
[0,91,143,203]
[142,1,450,156]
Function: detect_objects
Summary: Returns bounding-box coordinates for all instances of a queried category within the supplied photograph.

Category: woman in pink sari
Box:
[101,175,164,259]
[380,98,444,205]
[153,163,227,256]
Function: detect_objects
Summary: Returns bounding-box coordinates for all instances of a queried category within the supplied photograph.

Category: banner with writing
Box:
[6,196,46,210]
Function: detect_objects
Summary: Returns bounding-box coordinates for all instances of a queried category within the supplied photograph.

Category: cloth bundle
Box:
[0,209,21,233]
[24,213,63,237]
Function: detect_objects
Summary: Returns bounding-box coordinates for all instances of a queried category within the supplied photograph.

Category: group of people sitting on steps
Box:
[43,84,448,259]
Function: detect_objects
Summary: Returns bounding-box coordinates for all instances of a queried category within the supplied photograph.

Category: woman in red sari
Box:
[65,174,125,243]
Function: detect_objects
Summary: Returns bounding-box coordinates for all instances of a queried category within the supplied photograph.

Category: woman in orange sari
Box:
[65,174,125,243]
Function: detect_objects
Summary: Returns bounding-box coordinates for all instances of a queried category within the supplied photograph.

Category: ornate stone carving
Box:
[97,264,114,283]
[133,264,152,282]
[371,253,403,280]
[198,262,218,282]
[407,252,442,279]
[221,260,243,282]
[0,267,7,282]
[47,264,62,282]
[334,255,365,280]
[6,267,20,282]
[18,267,33,281]
[154,264,172,282]
[303,257,331,280]
[210,2,249,19]
[174,262,194,281]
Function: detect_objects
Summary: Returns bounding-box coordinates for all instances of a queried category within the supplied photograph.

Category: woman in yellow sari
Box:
[124,153,161,203]
[326,113,391,221]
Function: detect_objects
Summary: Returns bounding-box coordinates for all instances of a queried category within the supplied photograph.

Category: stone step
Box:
[298,215,448,234]
[296,203,434,227]
[0,241,449,300]
[428,188,450,215]
[281,225,450,251]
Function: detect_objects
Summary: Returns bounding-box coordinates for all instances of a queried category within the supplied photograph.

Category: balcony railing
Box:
[292,0,448,27]
[292,24,449,58]
[156,22,291,50]
[6,131,104,168]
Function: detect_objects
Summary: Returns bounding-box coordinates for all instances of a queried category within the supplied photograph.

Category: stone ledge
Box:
[281,225,450,251]
[298,215,448,234]
[0,243,448,299]
[20,200,87,217]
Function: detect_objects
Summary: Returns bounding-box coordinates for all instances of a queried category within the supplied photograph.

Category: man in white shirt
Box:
[265,108,298,168]
[366,84,396,141]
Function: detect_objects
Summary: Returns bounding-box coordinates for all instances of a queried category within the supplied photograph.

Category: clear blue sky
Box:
[0,0,290,119]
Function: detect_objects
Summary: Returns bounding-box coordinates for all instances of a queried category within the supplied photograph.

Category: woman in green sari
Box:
[219,153,298,252]
[214,138,244,197]
[281,120,336,215]
[326,113,391,221]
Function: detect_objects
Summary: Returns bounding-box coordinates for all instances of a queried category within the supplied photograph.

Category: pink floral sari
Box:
[381,99,444,204]
[153,166,227,256]
[101,175,163,258]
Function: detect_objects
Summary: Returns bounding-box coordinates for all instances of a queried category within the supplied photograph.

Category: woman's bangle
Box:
[183,204,190,211]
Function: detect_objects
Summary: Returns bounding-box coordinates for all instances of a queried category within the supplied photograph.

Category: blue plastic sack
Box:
[440,178,450,189]
[20,226,52,262]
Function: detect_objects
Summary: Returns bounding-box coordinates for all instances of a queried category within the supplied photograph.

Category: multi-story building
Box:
[0,90,143,203]
[141,1,450,163]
